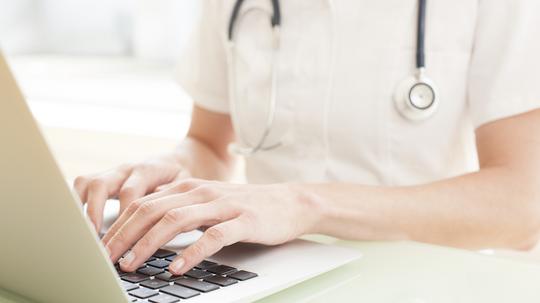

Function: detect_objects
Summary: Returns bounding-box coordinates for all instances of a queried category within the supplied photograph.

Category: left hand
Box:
[103,179,322,275]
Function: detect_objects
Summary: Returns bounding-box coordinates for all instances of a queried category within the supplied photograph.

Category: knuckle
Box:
[187,242,206,259]
[73,176,88,187]
[175,179,200,192]
[244,208,258,220]
[119,186,137,197]
[205,227,225,244]
[119,186,139,203]
[126,199,144,214]
[239,212,256,225]
[88,178,105,190]
[194,185,219,199]
[136,200,157,216]
[112,229,127,245]
[163,209,184,224]
[226,195,253,219]
[132,199,145,209]
[136,236,153,250]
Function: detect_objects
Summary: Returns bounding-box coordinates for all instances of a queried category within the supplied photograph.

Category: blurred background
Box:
[0,0,199,60]
[0,0,201,178]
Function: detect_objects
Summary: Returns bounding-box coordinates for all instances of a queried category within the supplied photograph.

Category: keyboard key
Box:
[116,269,128,277]
[165,255,177,262]
[140,279,170,290]
[146,256,157,262]
[148,294,180,303]
[153,249,176,259]
[115,264,128,276]
[128,295,138,302]
[155,272,183,282]
[122,273,150,283]
[204,275,238,287]
[228,270,258,281]
[207,265,237,275]
[175,278,219,293]
[194,260,218,270]
[121,281,139,291]
[184,269,213,279]
[147,259,171,269]
[129,287,159,299]
[160,285,200,299]
[137,266,165,276]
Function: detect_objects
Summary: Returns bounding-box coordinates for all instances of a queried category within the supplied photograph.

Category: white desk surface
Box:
[3,55,540,303]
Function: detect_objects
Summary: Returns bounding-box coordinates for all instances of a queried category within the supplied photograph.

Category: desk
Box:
[3,237,540,303]
[3,56,540,302]
[1,125,538,303]
[261,239,540,302]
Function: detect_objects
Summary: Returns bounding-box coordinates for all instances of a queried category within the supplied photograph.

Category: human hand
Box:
[74,153,190,233]
[103,179,323,275]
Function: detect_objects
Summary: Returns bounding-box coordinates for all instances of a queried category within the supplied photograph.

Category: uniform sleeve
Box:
[468,0,540,128]
[176,0,230,114]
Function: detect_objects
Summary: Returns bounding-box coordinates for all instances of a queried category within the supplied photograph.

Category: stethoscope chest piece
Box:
[393,0,438,122]
[394,73,439,121]
[227,0,437,157]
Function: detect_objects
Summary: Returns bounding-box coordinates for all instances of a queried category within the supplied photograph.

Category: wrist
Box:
[156,150,190,174]
[174,137,232,180]
[288,184,329,235]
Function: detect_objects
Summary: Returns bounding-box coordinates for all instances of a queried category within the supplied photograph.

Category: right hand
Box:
[73,153,191,234]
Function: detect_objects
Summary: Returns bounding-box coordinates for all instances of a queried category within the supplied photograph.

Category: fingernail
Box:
[120,251,135,268]
[171,258,185,274]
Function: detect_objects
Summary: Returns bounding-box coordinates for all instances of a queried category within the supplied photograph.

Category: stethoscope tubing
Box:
[228,0,434,155]
[416,0,427,69]
[228,6,282,156]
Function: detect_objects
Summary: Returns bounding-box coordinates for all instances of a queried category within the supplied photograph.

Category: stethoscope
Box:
[227,0,438,156]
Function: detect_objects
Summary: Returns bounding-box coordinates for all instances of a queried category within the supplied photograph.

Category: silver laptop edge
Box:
[0,53,128,303]
[0,53,362,303]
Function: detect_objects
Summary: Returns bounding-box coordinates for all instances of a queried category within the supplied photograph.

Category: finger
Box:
[101,176,201,246]
[154,170,192,192]
[102,179,208,246]
[85,179,109,233]
[154,182,178,193]
[106,186,219,262]
[73,176,92,203]
[84,170,132,232]
[119,165,193,208]
[101,180,207,246]
[170,218,248,275]
[144,178,208,202]
[75,166,132,205]
[118,171,150,214]
[118,202,238,272]
[153,185,168,193]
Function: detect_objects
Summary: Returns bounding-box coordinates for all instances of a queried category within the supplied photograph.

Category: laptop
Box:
[0,53,361,303]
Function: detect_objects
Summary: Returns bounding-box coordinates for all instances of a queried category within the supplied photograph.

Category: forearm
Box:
[173,136,236,181]
[302,167,540,250]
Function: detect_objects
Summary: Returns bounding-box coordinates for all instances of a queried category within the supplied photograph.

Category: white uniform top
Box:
[177,0,540,185]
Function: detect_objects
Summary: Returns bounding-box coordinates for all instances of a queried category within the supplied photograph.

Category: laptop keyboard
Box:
[116,249,257,302]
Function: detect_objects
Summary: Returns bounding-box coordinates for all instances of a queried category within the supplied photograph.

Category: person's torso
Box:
[220,0,480,185]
